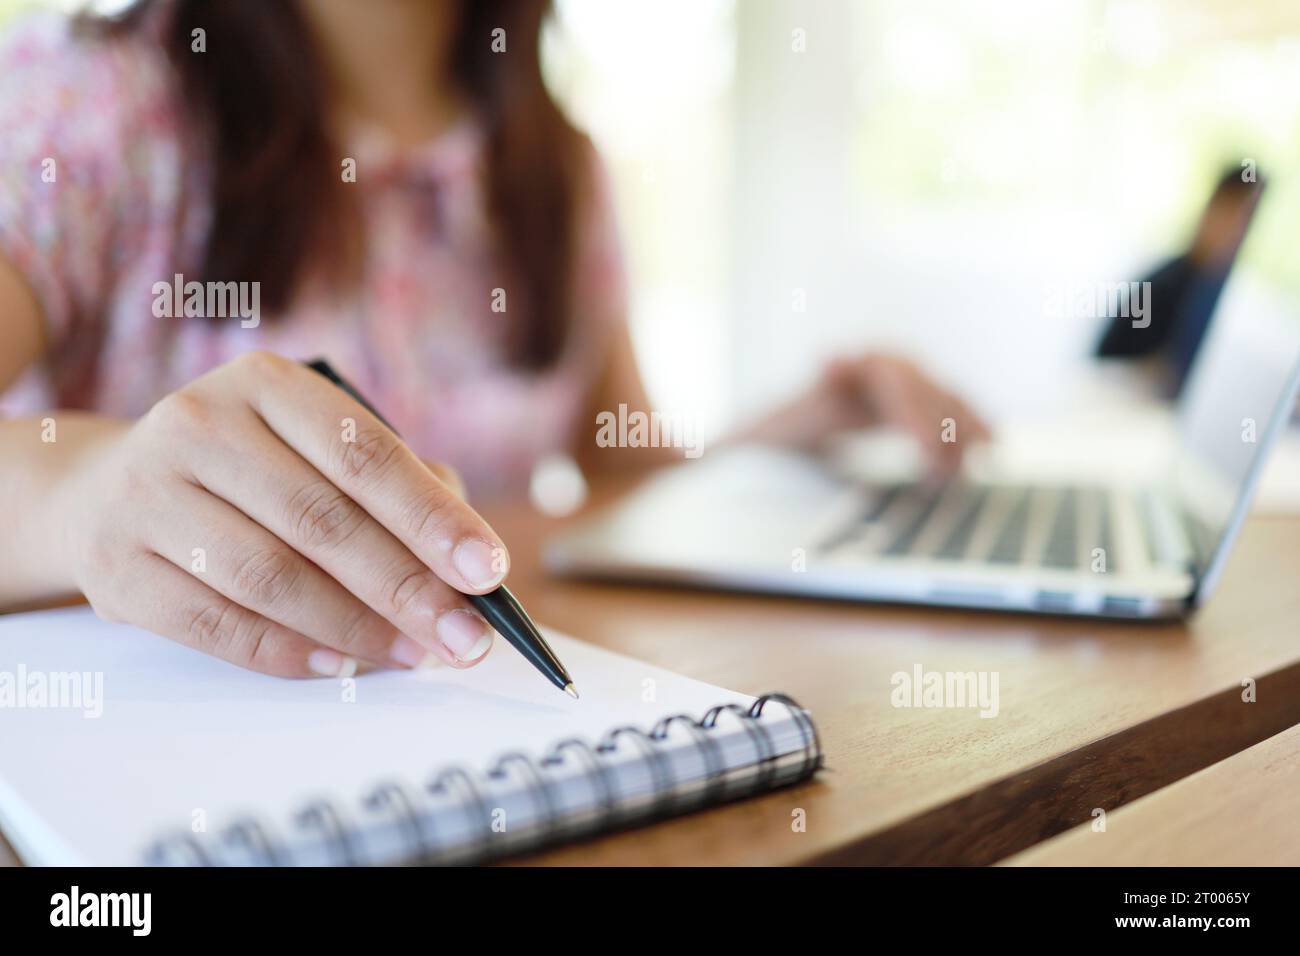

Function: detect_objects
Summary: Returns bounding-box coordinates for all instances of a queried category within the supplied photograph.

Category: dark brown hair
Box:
[99,0,585,369]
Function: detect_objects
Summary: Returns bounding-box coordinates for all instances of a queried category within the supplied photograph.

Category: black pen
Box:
[304,358,578,699]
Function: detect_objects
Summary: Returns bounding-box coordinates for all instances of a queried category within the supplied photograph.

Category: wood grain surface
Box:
[1001,722,1300,865]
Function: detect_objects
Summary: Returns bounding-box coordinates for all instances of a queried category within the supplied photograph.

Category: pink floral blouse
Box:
[0,13,627,496]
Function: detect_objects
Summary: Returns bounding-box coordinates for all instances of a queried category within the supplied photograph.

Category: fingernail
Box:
[436,608,493,662]
[461,633,493,663]
[389,635,430,668]
[452,538,507,590]
[308,649,357,678]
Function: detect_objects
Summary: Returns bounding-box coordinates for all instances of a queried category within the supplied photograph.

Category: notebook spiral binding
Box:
[143,693,821,867]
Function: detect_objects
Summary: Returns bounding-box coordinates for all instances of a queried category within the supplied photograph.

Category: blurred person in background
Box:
[1096,166,1265,395]
[0,0,986,675]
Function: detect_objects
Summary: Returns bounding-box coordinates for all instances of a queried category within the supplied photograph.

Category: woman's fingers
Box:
[852,359,943,465]
[235,352,509,594]
[421,459,467,500]
[122,552,340,678]
[949,392,993,443]
[143,480,433,670]
[67,353,499,679]
[848,354,989,476]
[172,406,493,668]
[896,369,962,474]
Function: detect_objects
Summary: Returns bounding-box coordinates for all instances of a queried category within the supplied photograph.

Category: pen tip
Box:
[564,683,579,699]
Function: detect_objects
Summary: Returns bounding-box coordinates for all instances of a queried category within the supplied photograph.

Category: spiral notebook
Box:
[0,607,821,866]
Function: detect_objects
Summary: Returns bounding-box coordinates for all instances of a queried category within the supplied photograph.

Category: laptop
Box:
[547,192,1300,620]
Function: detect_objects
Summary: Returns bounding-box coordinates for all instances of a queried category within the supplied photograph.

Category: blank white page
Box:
[0,606,754,865]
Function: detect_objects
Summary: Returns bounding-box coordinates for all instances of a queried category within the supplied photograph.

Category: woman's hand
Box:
[741,352,991,476]
[57,351,506,677]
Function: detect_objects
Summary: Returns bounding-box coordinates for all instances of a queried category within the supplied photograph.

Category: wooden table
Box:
[501,486,1300,865]
[1002,722,1300,866]
[4,481,1299,866]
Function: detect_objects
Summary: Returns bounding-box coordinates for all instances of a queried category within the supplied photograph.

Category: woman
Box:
[0,0,986,677]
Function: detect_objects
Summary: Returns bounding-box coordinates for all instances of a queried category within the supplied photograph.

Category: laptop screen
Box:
[1174,176,1300,596]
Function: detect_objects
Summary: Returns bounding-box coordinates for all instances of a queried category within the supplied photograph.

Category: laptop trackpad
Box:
[563,447,854,566]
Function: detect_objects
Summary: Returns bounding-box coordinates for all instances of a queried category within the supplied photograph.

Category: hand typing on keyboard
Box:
[735,352,992,479]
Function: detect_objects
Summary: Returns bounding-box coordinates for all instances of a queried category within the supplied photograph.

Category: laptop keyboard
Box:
[1039,488,1078,569]
[934,487,988,559]
[822,481,1119,571]
[882,488,944,556]
[987,488,1033,563]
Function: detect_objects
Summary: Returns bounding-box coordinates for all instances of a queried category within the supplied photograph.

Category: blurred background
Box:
[5,0,1298,482]
[546,0,1300,435]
